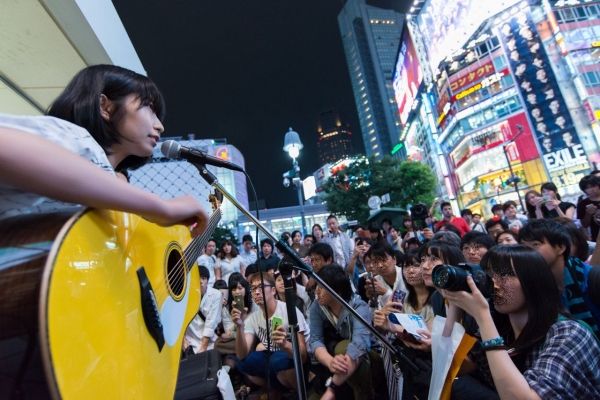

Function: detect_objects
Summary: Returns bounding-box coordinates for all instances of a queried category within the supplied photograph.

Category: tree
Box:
[211,226,239,250]
[322,155,437,224]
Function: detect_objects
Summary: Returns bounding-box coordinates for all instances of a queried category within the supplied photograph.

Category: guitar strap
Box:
[198,310,206,321]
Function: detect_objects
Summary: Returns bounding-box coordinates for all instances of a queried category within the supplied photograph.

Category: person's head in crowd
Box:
[242,234,253,253]
[368,222,384,242]
[541,182,561,201]
[281,231,292,246]
[291,230,302,245]
[355,237,373,261]
[312,223,324,242]
[244,263,259,279]
[418,240,466,288]
[460,231,496,265]
[315,264,353,304]
[403,215,415,231]
[591,170,600,178]
[402,250,435,310]
[227,272,252,312]
[525,190,543,218]
[394,250,405,267]
[479,245,566,352]
[554,217,589,261]
[437,222,461,237]
[198,265,210,296]
[213,279,229,306]
[491,204,504,218]
[326,214,340,236]
[461,209,473,225]
[308,242,334,273]
[502,200,519,220]
[246,272,277,307]
[381,218,392,234]
[354,225,365,238]
[260,238,274,259]
[486,218,509,240]
[273,267,297,301]
[518,219,570,270]
[303,234,314,247]
[431,230,462,247]
[218,239,239,259]
[440,201,453,219]
[495,230,519,245]
[472,213,482,225]
[579,175,600,199]
[389,226,400,242]
[205,239,217,256]
[406,237,421,251]
[364,241,397,278]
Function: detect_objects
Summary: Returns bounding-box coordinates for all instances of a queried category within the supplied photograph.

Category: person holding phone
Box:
[231,272,309,394]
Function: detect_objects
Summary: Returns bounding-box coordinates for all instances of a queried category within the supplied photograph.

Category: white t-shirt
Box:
[375,266,407,309]
[0,115,114,220]
[244,300,309,352]
[184,287,222,352]
[215,255,244,284]
[198,254,217,287]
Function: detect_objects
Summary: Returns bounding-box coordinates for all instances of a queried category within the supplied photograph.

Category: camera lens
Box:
[432,264,470,291]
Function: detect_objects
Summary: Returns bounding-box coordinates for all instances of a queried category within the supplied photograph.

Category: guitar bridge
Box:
[136,267,165,351]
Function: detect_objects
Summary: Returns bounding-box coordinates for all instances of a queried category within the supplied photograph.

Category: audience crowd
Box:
[183,174,600,400]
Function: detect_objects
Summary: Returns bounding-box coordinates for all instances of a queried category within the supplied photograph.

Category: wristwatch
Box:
[325,376,339,391]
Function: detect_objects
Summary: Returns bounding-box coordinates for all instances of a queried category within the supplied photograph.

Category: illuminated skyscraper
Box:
[338,0,405,161]
[316,108,355,165]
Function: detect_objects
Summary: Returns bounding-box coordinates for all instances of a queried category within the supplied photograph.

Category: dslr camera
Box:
[410,202,430,221]
[432,263,494,298]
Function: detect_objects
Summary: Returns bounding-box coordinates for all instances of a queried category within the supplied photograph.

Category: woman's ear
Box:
[99,94,113,121]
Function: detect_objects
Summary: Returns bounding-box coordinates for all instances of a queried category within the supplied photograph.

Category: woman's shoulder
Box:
[545,318,597,345]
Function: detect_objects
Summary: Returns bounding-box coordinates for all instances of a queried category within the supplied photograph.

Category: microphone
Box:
[161,140,245,172]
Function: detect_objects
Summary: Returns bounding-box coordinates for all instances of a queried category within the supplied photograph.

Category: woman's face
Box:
[275,275,285,294]
[404,220,412,228]
[420,250,444,287]
[526,193,540,206]
[223,243,232,254]
[112,95,164,158]
[541,188,556,200]
[492,272,526,315]
[403,262,424,287]
[497,233,518,246]
[232,282,245,297]
[370,231,379,240]
[292,232,302,244]
[313,226,323,239]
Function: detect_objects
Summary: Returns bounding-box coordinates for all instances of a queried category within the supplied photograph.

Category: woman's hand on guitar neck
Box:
[149,195,209,237]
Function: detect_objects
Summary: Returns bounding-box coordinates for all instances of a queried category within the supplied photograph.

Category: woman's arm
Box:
[0,128,208,234]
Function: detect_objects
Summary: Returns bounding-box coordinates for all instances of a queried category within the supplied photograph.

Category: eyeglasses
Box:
[250,284,272,293]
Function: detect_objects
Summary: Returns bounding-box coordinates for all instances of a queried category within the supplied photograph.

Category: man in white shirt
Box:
[364,241,407,309]
[183,266,222,353]
[470,213,487,233]
[321,214,354,268]
[231,272,309,392]
[239,234,257,267]
[198,239,217,287]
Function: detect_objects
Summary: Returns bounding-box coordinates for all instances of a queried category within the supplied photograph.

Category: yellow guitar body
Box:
[40,209,201,399]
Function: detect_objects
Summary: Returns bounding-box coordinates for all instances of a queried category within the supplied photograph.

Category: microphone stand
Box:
[191,163,419,399]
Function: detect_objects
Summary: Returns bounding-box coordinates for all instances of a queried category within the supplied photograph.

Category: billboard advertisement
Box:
[498,10,590,188]
[392,27,423,126]
[418,0,520,73]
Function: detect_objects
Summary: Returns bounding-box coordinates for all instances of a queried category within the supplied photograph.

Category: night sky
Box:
[112,0,411,208]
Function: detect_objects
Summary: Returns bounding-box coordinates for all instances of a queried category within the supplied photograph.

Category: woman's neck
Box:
[414,285,429,307]
[509,309,529,340]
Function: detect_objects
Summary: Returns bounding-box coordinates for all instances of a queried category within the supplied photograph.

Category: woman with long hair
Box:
[442,245,600,398]
[312,223,324,243]
[540,182,576,219]
[0,65,207,229]
[273,268,310,317]
[290,229,308,258]
[215,239,245,283]
[524,190,543,220]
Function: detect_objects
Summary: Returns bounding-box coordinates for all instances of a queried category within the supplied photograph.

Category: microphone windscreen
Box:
[161,140,180,158]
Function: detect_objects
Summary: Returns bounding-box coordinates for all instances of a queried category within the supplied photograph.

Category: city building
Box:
[401,0,600,218]
[316,108,355,165]
[338,0,405,161]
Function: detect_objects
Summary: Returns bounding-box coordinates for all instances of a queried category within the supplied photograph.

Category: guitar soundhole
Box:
[166,249,185,297]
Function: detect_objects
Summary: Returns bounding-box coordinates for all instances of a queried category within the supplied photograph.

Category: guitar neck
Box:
[182,208,221,269]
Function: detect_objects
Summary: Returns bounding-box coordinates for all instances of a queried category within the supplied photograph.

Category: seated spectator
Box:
[367,221,386,243]
[519,219,600,333]
[502,200,528,231]
[303,242,334,297]
[432,230,462,247]
[231,272,309,393]
[364,241,407,309]
[405,237,421,251]
[309,264,381,400]
[442,245,600,398]
[554,217,590,262]
[495,230,519,245]
[213,279,229,308]
[460,231,496,265]
[540,182,575,219]
[577,175,600,241]
[471,213,487,233]
[258,238,280,272]
[290,230,309,258]
[183,266,222,353]
[347,237,373,290]
[239,234,258,267]
[485,218,509,240]
[274,267,310,317]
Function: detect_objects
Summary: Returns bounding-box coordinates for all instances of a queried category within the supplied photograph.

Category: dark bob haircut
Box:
[317,264,353,302]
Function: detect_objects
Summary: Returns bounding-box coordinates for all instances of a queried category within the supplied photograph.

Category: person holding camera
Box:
[440,245,600,399]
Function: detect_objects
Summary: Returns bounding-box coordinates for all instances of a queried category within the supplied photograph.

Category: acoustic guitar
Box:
[0,193,222,399]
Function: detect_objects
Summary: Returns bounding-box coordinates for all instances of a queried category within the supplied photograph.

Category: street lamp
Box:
[502,124,526,212]
[283,127,306,236]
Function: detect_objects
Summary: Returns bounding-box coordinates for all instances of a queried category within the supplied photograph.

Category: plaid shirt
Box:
[522,320,600,398]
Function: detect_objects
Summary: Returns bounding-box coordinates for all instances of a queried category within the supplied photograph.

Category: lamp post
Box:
[502,124,526,212]
[283,127,306,236]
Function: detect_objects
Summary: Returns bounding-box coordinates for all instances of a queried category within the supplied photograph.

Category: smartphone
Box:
[542,195,551,201]
[587,204,594,209]
[392,289,407,305]
[271,316,283,333]
[234,295,245,313]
